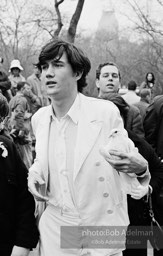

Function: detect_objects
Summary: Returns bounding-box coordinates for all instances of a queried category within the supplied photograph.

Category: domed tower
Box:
[97,0,118,35]
[95,0,119,50]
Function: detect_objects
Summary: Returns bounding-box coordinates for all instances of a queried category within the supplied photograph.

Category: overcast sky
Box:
[58,0,163,35]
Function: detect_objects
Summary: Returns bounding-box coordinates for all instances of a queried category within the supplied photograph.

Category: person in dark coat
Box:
[107,93,163,256]
[96,62,145,138]
[0,93,39,256]
[143,94,163,256]
[144,95,163,160]
[124,130,163,256]
[101,92,145,138]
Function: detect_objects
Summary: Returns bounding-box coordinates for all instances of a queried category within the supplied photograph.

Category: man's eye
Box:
[41,64,48,70]
[103,74,109,78]
[54,63,63,68]
[112,74,118,78]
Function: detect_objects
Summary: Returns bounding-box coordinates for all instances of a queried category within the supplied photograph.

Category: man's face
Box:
[34,66,41,78]
[96,64,120,96]
[24,83,31,92]
[41,52,79,101]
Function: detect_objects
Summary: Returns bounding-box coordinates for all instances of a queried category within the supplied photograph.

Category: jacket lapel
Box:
[36,107,51,184]
[73,97,102,181]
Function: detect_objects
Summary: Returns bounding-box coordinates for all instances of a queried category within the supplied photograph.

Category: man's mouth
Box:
[46,81,56,86]
[106,84,114,87]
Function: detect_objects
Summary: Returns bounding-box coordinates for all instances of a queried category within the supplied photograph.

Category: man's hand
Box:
[104,150,147,174]
[130,184,149,200]
[11,246,30,256]
[28,172,49,202]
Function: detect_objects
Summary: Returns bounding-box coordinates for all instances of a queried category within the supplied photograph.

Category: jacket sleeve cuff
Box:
[136,165,149,178]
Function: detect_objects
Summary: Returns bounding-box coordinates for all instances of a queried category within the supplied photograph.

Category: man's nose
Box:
[108,74,113,80]
[46,65,55,78]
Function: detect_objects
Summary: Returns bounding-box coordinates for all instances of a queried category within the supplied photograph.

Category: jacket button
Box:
[60,169,67,176]
[107,210,113,214]
[99,177,105,182]
[95,161,101,166]
[103,192,109,197]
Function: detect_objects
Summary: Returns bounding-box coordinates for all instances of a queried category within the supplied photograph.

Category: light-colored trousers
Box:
[38,205,124,256]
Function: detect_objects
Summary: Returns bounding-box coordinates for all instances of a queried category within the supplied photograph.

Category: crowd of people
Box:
[0,39,163,256]
[0,58,50,169]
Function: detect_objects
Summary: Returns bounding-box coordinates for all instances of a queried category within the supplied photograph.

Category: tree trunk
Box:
[67,0,85,43]
[53,0,64,38]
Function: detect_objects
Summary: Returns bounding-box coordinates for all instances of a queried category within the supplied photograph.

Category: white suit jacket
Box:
[29,93,149,227]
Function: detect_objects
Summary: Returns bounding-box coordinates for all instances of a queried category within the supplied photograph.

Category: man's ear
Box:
[75,71,83,81]
[95,79,100,89]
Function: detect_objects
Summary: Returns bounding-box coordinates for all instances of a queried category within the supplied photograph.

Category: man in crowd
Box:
[28,39,149,256]
[96,62,144,137]
[27,63,43,107]
[134,88,151,121]
[8,81,32,169]
[121,80,140,105]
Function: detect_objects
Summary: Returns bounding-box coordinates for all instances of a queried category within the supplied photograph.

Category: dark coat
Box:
[0,133,39,255]
[124,130,163,255]
[144,95,163,159]
[127,130,163,225]
[134,99,149,121]
[126,104,144,138]
[100,93,145,138]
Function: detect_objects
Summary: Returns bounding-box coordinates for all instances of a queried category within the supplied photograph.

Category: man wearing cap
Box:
[8,59,26,96]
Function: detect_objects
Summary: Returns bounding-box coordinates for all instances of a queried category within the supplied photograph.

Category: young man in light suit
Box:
[28,39,150,256]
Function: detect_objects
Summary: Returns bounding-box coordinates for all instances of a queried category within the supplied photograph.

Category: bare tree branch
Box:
[157,0,163,6]
[53,0,64,38]
[67,0,85,43]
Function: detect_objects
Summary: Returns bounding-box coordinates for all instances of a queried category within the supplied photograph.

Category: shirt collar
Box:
[50,93,80,124]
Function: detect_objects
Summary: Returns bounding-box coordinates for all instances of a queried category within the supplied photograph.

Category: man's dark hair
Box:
[33,63,42,72]
[96,62,121,80]
[38,39,91,93]
[127,80,137,91]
